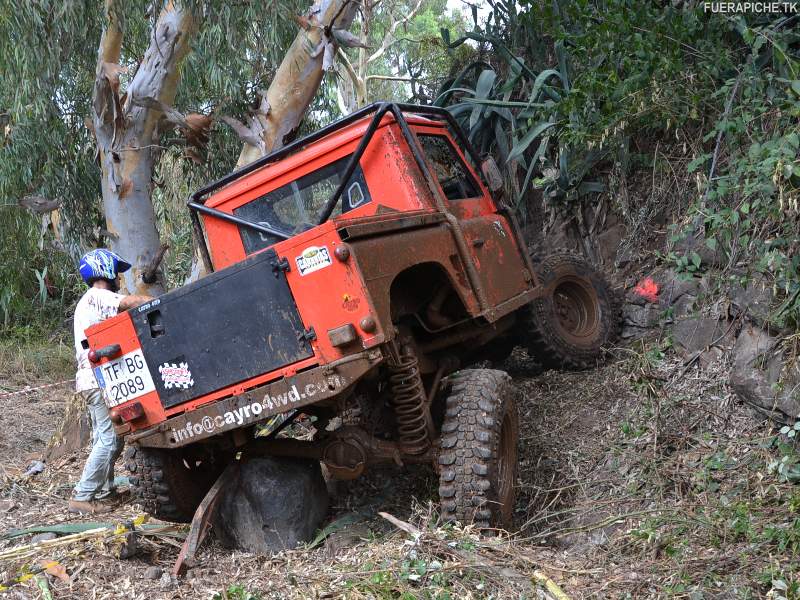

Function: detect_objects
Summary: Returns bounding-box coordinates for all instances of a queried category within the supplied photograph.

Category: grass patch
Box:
[0,338,73,385]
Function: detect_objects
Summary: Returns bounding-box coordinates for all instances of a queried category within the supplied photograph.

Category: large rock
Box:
[729,325,800,424]
[671,317,732,355]
[212,457,329,554]
[621,304,661,339]
[595,223,625,267]
[729,273,774,327]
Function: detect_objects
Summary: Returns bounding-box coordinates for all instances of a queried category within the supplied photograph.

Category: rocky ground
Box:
[0,313,798,598]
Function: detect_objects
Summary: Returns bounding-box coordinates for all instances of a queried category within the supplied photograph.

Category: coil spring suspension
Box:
[388,347,430,454]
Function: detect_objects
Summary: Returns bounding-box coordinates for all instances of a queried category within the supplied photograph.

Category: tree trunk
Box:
[92,1,195,295]
[236,0,359,167]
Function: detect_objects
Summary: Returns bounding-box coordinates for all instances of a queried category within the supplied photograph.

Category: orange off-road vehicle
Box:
[86,103,616,529]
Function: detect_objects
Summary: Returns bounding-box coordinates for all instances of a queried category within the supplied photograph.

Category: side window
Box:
[233,155,372,254]
[417,134,480,201]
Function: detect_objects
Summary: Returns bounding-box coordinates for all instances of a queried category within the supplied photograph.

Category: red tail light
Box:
[110,401,144,424]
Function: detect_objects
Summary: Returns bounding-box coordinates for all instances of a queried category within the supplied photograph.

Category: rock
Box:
[595,224,625,266]
[729,273,774,327]
[674,221,726,268]
[624,304,661,329]
[23,461,45,478]
[115,531,138,559]
[732,325,779,373]
[144,566,163,580]
[212,457,329,554]
[158,571,177,590]
[31,532,57,543]
[657,269,700,309]
[671,317,732,356]
[729,325,800,424]
[671,294,697,320]
[615,246,635,269]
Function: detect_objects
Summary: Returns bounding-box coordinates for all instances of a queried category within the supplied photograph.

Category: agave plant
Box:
[435,28,605,210]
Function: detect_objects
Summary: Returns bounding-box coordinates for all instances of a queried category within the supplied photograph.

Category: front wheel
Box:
[437,369,519,529]
[525,252,619,370]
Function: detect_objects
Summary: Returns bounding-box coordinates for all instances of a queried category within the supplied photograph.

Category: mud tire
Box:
[125,445,224,523]
[525,252,619,370]
[437,369,519,529]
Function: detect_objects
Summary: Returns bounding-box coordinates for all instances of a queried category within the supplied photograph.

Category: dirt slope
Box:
[0,339,792,599]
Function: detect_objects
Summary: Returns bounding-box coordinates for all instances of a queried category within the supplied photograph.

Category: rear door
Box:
[130,250,313,409]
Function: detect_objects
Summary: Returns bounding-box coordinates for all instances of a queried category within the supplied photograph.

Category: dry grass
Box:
[1,339,798,599]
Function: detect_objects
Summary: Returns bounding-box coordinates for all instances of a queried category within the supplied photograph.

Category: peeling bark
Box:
[235,0,359,167]
[92,0,195,295]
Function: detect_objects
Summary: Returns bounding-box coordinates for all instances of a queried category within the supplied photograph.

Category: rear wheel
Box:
[125,445,226,523]
[437,369,518,529]
[525,252,619,370]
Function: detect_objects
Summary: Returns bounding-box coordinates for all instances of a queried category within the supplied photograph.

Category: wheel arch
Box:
[387,261,470,330]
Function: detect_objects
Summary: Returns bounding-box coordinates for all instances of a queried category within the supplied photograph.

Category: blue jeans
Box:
[73,389,124,501]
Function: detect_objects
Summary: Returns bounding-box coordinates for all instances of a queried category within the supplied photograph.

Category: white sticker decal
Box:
[295,245,332,276]
[159,361,195,389]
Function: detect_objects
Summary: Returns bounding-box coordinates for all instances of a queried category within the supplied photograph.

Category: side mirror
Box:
[481,157,504,193]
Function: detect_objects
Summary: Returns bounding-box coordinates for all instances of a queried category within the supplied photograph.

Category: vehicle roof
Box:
[202,109,449,209]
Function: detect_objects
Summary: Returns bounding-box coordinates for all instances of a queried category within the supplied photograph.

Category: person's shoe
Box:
[67,498,114,515]
[94,488,117,501]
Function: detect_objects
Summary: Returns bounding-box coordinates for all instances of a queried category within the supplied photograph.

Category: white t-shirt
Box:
[74,287,124,392]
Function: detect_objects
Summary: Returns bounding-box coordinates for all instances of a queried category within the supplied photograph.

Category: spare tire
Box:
[525,251,619,370]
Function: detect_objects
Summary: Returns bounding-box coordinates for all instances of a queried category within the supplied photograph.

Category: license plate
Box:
[93,349,156,408]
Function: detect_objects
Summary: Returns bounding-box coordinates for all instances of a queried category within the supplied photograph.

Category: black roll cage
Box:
[188,102,493,273]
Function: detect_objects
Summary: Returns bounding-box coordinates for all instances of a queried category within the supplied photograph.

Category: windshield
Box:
[234,155,372,254]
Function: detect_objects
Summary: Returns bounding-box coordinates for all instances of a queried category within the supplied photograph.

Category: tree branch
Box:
[19,195,61,214]
[98,0,123,66]
[365,75,419,83]
[337,47,362,88]
[366,0,424,65]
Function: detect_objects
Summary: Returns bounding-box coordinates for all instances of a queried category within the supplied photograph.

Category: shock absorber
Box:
[387,344,430,455]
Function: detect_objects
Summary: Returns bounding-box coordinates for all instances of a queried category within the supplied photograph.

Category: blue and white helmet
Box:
[78,249,131,284]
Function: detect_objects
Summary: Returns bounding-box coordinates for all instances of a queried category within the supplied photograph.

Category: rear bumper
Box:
[126,349,383,448]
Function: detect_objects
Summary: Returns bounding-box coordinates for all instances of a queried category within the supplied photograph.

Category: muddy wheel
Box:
[437,369,518,529]
[125,445,225,523]
[525,252,619,370]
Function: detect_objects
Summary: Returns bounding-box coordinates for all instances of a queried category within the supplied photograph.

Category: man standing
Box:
[69,249,154,515]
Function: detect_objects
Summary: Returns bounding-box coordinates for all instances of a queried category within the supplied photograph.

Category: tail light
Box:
[109,401,145,424]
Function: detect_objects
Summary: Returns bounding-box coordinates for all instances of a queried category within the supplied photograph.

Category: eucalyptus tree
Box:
[335,0,469,113]
[1,0,356,299]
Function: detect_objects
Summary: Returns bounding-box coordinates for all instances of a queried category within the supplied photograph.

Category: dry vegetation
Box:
[0,335,797,599]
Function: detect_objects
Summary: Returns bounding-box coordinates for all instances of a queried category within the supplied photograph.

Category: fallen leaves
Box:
[40,559,70,583]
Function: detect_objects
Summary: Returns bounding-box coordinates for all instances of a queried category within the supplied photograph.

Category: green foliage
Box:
[690,36,800,325]
[0,0,309,332]
[435,0,743,211]
[436,1,799,327]
[769,422,800,483]
[0,209,82,339]
[212,584,262,600]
